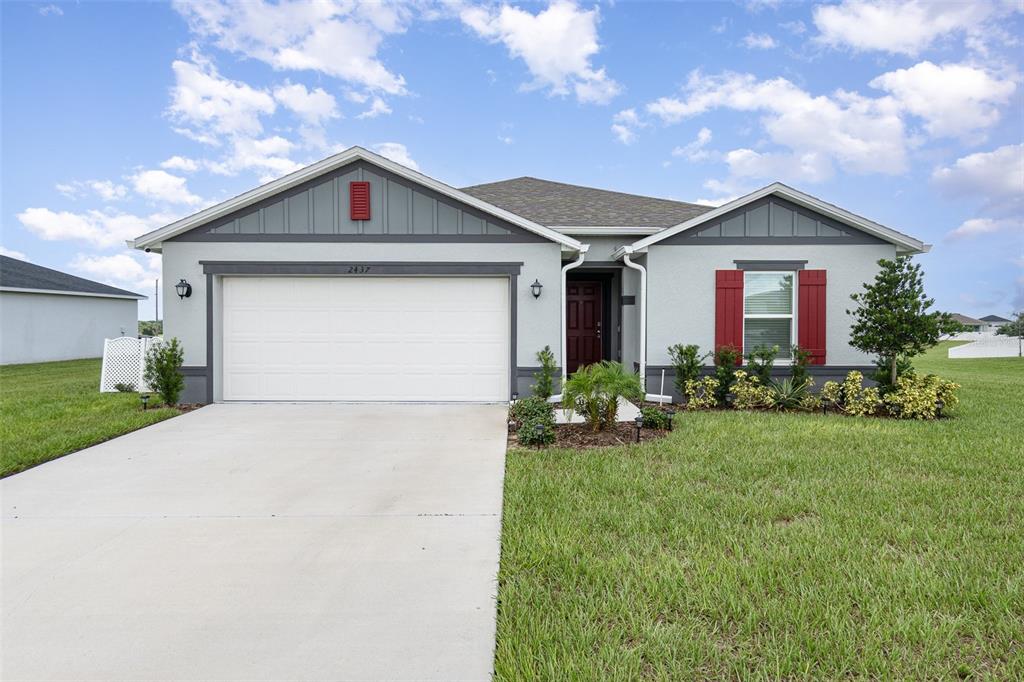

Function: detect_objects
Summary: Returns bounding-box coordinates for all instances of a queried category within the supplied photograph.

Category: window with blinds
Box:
[743,271,794,359]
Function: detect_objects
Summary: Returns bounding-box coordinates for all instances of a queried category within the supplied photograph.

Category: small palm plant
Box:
[562,361,643,431]
[768,377,809,411]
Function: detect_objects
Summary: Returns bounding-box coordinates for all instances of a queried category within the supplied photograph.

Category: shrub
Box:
[745,345,778,385]
[667,344,705,398]
[870,355,914,393]
[518,416,556,446]
[531,345,558,400]
[768,377,810,411]
[822,371,881,416]
[640,406,671,429]
[683,377,719,410]
[883,374,960,420]
[113,382,136,393]
[143,337,185,407]
[790,345,812,388]
[562,361,643,431]
[712,345,742,405]
[732,370,775,409]
[509,395,553,426]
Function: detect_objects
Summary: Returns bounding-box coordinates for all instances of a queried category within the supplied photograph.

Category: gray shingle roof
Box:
[980,314,1011,322]
[951,313,985,326]
[460,176,712,228]
[0,255,144,298]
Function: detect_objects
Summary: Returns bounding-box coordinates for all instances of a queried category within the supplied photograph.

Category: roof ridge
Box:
[462,176,708,209]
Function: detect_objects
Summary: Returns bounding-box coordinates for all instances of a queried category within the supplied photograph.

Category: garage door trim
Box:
[200,261,521,403]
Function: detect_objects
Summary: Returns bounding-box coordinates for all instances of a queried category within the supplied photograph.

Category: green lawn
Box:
[0,359,180,477]
[496,344,1023,679]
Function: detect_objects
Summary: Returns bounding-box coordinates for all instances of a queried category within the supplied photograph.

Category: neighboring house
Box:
[950,313,987,333]
[130,146,928,404]
[979,314,1011,333]
[0,256,144,365]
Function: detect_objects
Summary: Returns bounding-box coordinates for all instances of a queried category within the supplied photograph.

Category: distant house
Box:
[980,314,1012,332]
[950,313,986,333]
[0,256,144,365]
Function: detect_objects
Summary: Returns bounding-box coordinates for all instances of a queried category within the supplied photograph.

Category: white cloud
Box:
[372,142,418,170]
[69,252,162,292]
[460,0,620,104]
[932,144,1024,217]
[671,127,713,161]
[206,135,303,182]
[17,208,173,249]
[168,52,277,142]
[0,245,28,260]
[742,33,777,49]
[812,0,1011,56]
[870,61,1017,139]
[780,20,806,35]
[130,170,203,206]
[693,194,743,207]
[173,0,409,94]
[498,135,514,145]
[356,96,392,119]
[273,81,339,125]
[611,108,644,144]
[646,70,908,178]
[160,156,200,172]
[39,4,63,17]
[55,180,129,201]
[946,217,1023,241]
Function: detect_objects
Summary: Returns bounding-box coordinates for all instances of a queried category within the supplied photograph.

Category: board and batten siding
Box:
[174,161,531,239]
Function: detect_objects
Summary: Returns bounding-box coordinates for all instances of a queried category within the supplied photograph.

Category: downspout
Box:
[622,248,647,395]
[560,245,589,388]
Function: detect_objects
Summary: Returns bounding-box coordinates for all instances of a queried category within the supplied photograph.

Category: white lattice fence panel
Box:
[100,336,162,393]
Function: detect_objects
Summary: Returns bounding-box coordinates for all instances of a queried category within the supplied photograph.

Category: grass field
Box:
[496,344,1023,679]
[0,359,180,477]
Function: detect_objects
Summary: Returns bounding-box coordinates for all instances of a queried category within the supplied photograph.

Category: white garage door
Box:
[222,276,509,401]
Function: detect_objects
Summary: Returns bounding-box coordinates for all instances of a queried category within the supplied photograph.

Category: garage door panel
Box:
[222,277,508,401]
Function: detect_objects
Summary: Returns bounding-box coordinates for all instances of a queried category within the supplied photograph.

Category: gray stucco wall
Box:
[0,292,137,365]
[161,241,564,401]
[644,243,897,368]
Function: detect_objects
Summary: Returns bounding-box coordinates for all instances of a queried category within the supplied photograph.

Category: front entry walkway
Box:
[1,403,508,681]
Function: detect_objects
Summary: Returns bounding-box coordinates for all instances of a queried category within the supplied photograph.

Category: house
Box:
[980,314,1012,332]
[130,146,928,404]
[0,255,144,365]
[950,313,987,333]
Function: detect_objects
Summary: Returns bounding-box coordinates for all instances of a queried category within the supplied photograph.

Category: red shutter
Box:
[798,269,827,365]
[350,181,370,221]
[715,270,744,361]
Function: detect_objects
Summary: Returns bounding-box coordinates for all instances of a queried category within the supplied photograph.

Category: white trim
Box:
[741,270,795,359]
[551,226,664,236]
[0,286,145,300]
[131,146,583,251]
[616,183,928,256]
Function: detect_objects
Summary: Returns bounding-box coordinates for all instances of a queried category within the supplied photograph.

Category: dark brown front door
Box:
[566,280,603,373]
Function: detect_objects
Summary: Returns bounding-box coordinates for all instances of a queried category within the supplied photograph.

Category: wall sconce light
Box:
[175,278,193,299]
[530,279,543,299]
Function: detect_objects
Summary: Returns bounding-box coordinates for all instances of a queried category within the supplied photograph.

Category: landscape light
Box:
[141,394,150,411]
[634,413,643,443]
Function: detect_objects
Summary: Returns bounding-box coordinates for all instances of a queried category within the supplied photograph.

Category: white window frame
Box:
[743,270,797,362]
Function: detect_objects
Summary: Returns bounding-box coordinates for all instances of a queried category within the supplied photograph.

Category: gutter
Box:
[559,245,589,389]
[620,247,649,396]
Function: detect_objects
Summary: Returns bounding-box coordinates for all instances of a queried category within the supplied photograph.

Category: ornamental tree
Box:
[995,311,1024,357]
[847,257,961,386]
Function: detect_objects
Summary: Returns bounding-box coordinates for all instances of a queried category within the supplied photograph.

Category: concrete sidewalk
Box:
[1,403,508,681]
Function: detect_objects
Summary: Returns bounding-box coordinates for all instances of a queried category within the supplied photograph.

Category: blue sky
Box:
[2,0,1021,319]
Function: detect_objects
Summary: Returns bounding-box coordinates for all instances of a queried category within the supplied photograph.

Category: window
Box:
[743,271,794,359]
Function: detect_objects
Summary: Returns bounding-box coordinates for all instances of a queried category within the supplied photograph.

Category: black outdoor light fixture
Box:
[822,396,832,415]
[140,393,150,411]
[725,391,736,408]
[634,413,643,443]
[530,279,543,299]
[533,422,545,442]
[935,398,945,418]
[664,408,675,431]
[511,391,519,404]
[175,278,193,299]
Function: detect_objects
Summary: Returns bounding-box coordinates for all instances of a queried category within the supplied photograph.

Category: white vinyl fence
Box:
[948,336,1022,359]
[100,336,163,392]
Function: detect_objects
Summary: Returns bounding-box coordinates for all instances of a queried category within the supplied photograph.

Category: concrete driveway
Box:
[1,403,507,681]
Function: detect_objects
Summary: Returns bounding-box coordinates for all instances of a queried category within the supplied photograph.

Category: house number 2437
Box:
[346,265,372,274]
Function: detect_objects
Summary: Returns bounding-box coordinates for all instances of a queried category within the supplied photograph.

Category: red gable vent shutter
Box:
[798,269,827,365]
[715,270,744,360]
[350,181,371,221]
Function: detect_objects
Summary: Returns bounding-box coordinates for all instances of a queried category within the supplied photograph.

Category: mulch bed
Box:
[172,403,205,414]
[509,420,670,449]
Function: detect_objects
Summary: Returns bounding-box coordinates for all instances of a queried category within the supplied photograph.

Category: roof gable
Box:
[622,183,927,255]
[0,256,144,299]
[133,147,581,251]
[461,176,711,228]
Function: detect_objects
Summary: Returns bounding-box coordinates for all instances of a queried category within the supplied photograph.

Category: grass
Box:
[0,358,180,477]
[496,343,1023,679]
